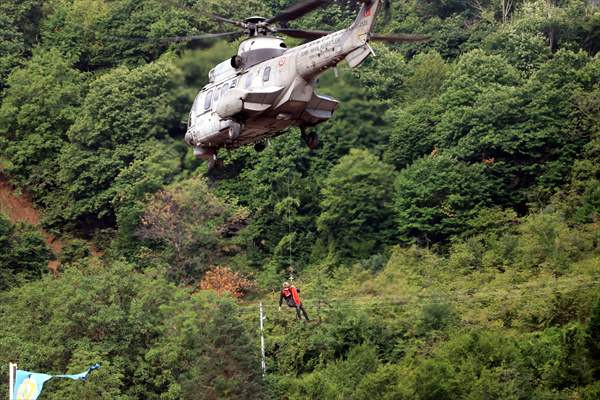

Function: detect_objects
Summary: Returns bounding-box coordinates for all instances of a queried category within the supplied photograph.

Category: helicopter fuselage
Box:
[185,0,383,160]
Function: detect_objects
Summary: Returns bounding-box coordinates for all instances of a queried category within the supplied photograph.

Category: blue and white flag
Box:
[13,364,100,400]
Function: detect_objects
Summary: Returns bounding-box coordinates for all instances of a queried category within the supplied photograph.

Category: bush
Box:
[318,149,396,258]
[0,212,51,290]
[59,238,90,265]
[199,266,256,298]
[394,153,494,244]
[136,176,248,284]
[0,261,265,399]
[514,211,594,272]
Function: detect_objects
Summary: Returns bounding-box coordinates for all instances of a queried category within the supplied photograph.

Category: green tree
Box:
[0,213,51,291]
[512,0,587,52]
[432,49,594,209]
[404,50,450,101]
[353,45,411,101]
[0,261,264,399]
[111,139,185,254]
[45,58,186,229]
[41,0,215,71]
[317,149,396,258]
[136,176,248,284]
[587,299,600,379]
[514,211,593,272]
[0,49,86,204]
[0,0,43,89]
[383,99,438,169]
[394,153,494,244]
[484,27,551,74]
[216,132,321,273]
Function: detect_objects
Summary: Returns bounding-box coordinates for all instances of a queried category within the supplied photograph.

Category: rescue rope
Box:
[287,175,294,283]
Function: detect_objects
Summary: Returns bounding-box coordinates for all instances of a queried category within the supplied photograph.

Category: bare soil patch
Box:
[0,172,63,274]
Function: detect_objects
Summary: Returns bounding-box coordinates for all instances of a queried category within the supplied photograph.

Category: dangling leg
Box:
[299,304,310,321]
[295,305,302,320]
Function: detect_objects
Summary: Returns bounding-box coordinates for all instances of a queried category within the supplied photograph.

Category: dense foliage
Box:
[0,261,264,399]
[0,212,51,291]
[1,0,599,398]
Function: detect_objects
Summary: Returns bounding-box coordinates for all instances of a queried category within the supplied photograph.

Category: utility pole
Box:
[259,302,266,378]
[8,362,16,400]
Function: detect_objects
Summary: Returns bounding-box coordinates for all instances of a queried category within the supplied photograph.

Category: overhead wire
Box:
[233,278,600,315]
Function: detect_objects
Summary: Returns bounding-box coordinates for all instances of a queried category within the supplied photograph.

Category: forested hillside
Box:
[1,0,600,398]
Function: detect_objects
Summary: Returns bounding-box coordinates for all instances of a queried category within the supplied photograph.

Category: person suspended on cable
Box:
[278,281,309,321]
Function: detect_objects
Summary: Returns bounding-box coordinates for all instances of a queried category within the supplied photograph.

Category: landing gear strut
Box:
[301,127,319,150]
[207,154,224,170]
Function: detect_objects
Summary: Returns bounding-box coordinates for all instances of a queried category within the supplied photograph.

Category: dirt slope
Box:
[0,172,62,274]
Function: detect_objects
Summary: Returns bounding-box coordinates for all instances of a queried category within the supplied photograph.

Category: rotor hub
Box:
[244,16,268,24]
[243,16,273,37]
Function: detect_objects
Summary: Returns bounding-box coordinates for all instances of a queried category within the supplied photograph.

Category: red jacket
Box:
[280,287,301,306]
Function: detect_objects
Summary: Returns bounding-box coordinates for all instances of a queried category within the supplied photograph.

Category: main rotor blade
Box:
[276,28,332,40]
[159,31,244,43]
[266,0,333,25]
[370,33,431,43]
[206,13,247,29]
[108,31,243,44]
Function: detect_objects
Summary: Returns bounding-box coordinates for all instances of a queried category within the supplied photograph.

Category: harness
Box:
[282,287,301,306]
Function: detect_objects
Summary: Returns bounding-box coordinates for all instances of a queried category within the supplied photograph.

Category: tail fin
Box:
[350,0,384,43]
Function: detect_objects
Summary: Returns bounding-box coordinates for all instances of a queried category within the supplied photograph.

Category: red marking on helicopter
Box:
[278,57,286,67]
[364,5,372,16]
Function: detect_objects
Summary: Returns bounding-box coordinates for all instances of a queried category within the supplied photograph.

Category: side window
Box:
[263,66,271,82]
[230,79,237,88]
[204,90,213,110]
[214,86,220,102]
[245,73,252,88]
[221,84,228,98]
[192,92,202,114]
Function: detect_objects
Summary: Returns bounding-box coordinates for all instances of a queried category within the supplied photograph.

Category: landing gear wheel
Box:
[302,132,319,150]
[254,142,266,153]
[207,158,216,170]
[228,124,241,140]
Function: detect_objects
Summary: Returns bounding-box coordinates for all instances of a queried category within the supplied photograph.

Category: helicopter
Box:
[182,0,428,167]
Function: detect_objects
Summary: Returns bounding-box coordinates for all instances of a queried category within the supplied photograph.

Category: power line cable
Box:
[234,279,600,314]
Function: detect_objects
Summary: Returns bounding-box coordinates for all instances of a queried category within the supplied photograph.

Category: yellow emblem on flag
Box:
[16,377,37,400]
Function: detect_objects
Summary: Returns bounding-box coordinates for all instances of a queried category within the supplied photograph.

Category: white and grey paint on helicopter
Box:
[183,0,426,167]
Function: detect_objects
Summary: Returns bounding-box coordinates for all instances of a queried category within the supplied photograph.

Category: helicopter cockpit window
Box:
[204,90,213,110]
[263,66,271,82]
